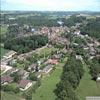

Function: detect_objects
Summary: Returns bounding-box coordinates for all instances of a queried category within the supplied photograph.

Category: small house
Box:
[19,79,33,91]
[42,64,53,74]
[17,69,29,79]
[35,72,42,79]
[1,75,13,85]
[48,59,59,65]
[97,74,100,82]
[3,50,17,59]
[76,55,83,60]
[28,63,37,72]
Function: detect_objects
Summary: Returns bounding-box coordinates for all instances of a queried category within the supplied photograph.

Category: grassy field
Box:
[76,61,100,100]
[32,63,64,100]
[37,47,58,57]
[0,26,8,34]
[0,47,9,59]
[1,91,22,100]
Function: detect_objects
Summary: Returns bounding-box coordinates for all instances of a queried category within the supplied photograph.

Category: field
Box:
[0,47,9,59]
[32,63,64,100]
[0,26,8,34]
[1,91,22,100]
[76,62,100,100]
[37,47,58,57]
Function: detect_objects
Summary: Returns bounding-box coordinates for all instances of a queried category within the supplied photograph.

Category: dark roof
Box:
[17,69,27,76]
[1,75,13,83]
[43,65,53,72]
[19,79,32,89]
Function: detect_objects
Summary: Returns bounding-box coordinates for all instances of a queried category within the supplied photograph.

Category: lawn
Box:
[32,63,63,100]
[1,91,23,100]
[0,47,9,59]
[76,61,100,100]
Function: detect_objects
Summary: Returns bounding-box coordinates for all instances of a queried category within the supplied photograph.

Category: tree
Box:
[89,57,100,80]
[29,72,37,81]
[10,72,21,83]
[54,81,78,100]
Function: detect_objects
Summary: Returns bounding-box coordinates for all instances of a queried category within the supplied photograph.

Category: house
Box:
[52,54,62,60]
[1,75,13,85]
[89,47,96,56]
[86,96,100,100]
[5,68,18,75]
[97,77,100,81]
[17,69,29,79]
[3,50,17,59]
[19,79,33,91]
[76,55,83,60]
[35,72,42,79]
[28,63,37,72]
[1,64,12,75]
[74,30,80,35]
[49,59,59,65]
[42,64,53,74]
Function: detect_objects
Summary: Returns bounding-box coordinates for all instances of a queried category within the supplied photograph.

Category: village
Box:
[0,11,100,100]
[1,22,100,93]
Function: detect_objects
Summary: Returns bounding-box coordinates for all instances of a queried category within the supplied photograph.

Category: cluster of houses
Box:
[1,46,63,91]
[1,50,33,91]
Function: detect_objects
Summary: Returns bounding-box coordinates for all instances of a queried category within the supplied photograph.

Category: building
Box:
[48,59,59,65]
[19,79,33,91]
[35,72,42,79]
[17,69,29,79]
[97,77,100,81]
[28,63,37,72]
[3,50,17,59]
[86,96,100,100]
[5,68,18,75]
[42,64,53,74]
[76,55,83,60]
[1,75,13,85]
[0,64,12,75]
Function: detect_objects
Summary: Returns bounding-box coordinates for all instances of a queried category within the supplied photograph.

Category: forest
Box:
[81,19,100,39]
[4,35,48,54]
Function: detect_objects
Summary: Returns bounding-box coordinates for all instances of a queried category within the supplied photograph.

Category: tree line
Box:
[89,57,100,80]
[54,54,84,100]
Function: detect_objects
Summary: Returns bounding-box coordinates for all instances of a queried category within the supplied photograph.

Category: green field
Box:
[1,91,22,100]
[37,47,58,57]
[76,61,100,100]
[32,63,63,100]
[0,47,9,59]
[0,26,8,34]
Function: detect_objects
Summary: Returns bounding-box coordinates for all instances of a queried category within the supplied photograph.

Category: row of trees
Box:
[54,54,84,100]
[4,35,48,54]
[89,57,100,80]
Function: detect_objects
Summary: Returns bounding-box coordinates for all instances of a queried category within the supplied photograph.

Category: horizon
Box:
[1,0,100,12]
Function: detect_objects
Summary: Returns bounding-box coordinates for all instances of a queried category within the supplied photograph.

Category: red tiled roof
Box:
[1,76,13,83]
[19,79,32,89]
[48,59,58,65]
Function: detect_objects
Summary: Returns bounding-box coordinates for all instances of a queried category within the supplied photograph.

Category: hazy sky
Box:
[1,0,100,11]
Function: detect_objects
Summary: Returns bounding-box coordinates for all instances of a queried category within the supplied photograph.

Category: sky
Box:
[1,0,100,11]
